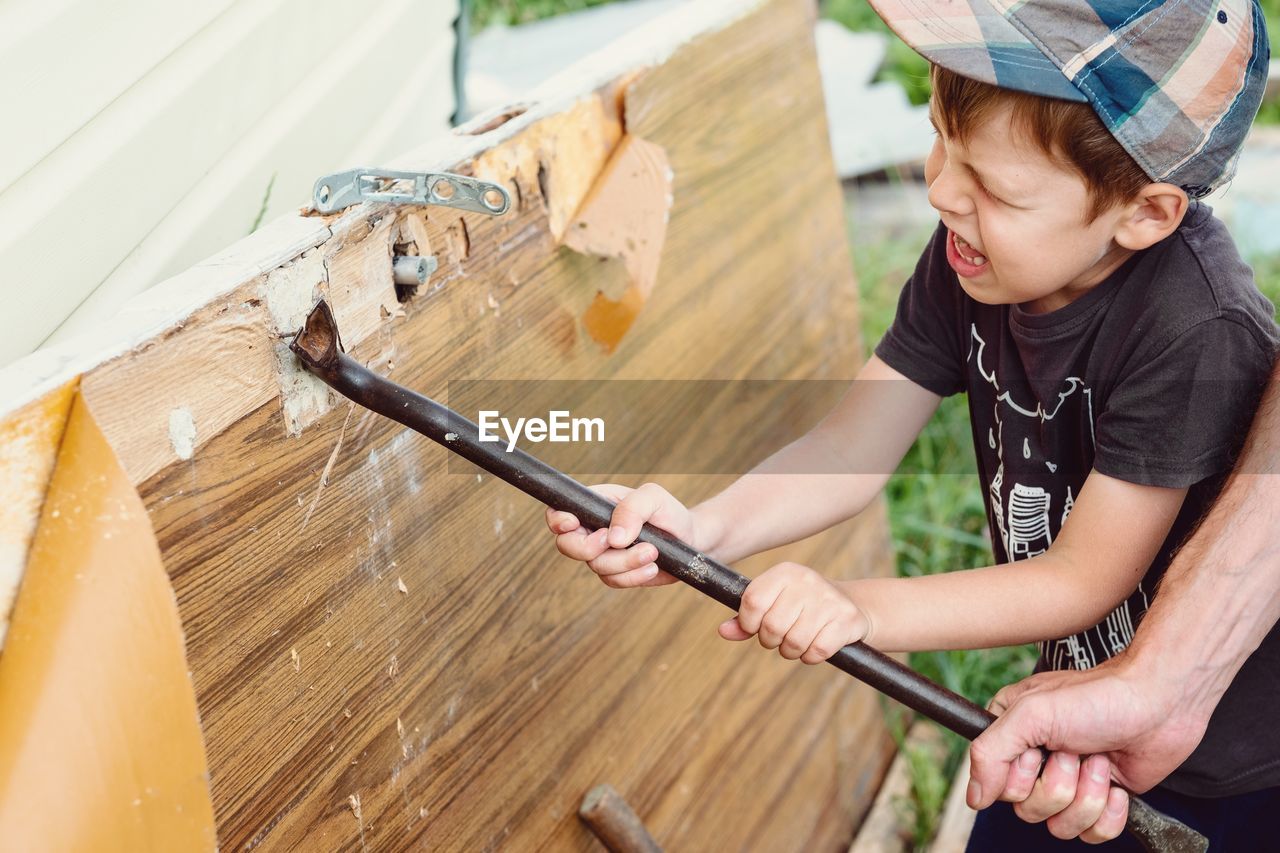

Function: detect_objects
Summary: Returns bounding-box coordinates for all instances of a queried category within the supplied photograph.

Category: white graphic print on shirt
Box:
[967,325,1148,670]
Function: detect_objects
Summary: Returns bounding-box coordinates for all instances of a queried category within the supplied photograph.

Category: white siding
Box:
[0,0,459,364]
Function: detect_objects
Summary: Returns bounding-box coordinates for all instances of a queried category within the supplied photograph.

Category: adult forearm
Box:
[1126,362,1280,720]
[692,427,887,564]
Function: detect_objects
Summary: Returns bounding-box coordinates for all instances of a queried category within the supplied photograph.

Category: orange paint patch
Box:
[0,395,215,849]
[582,285,647,354]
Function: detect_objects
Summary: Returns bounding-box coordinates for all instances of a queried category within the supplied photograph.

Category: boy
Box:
[547,1,1278,847]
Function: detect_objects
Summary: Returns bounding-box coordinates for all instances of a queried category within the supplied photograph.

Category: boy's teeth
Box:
[954,233,986,265]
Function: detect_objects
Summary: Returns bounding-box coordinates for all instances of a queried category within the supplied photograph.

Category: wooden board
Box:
[0,0,896,847]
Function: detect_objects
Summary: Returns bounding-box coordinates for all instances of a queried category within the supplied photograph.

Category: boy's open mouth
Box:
[946,229,989,277]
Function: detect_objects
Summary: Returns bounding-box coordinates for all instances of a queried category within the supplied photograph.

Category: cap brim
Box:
[867,0,1088,104]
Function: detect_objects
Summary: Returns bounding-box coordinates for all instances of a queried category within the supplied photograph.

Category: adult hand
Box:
[967,654,1209,843]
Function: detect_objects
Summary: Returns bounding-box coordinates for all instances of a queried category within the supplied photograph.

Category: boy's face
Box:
[924,99,1137,313]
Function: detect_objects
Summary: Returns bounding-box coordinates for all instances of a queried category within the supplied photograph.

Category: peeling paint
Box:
[168,408,196,461]
[563,134,673,352]
[262,251,334,435]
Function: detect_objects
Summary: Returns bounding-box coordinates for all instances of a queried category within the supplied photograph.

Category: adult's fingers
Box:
[969,691,1055,809]
[1044,754,1112,840]
[1079,788,1129,844]
[998,748,1044,803]
[1013,752,1080,824]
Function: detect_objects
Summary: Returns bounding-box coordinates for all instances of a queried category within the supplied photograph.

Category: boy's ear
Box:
[1113,183,1189,251]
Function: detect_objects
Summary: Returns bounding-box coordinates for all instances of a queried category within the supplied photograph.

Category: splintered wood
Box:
[0,0,895,849]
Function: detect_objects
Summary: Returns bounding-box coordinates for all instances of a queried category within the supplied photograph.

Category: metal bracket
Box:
[312,168,511,216]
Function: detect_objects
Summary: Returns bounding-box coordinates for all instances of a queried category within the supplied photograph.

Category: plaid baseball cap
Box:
[867,0,1271,198]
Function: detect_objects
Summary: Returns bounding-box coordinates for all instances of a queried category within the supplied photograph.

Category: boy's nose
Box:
[926,162,976,218]
[925,142,975,217]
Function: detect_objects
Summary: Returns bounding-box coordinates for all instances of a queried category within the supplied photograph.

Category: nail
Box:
[967,779,982,807]
[1088,757,1108,783]
[608,526,627,547]
[1107,792,1127,816]
[1055,752,1079,772]
[642,565,659,578]
[1019,749,1041,771]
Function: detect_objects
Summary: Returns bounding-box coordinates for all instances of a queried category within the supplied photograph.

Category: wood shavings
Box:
[348,792,367,852]
[396,577,408,594]
[290,647,300,672]
[301,402,355,533]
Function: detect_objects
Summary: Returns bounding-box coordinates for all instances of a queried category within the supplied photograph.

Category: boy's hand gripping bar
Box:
[291,299,1205,853]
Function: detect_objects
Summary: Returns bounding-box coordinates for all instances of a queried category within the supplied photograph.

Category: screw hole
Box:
[482,188,505,210]
[432,180,456,201]
[318,185,331,204]
[1217,10,1227,23]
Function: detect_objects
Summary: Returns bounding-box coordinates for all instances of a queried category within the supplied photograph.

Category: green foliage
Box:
[470,0,621,29]
[820,0,932,105]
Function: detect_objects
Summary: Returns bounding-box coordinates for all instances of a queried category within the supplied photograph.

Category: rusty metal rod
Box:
[290,299,1204,853]
[579,785,662,853]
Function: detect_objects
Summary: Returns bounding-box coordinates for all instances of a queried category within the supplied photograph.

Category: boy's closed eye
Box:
[927,116,1018,208]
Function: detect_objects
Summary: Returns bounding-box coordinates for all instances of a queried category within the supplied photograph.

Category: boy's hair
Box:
[929,64,1151,225]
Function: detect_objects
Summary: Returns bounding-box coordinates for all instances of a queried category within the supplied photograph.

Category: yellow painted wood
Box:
[0,395,215,849]
[0,380,76,646]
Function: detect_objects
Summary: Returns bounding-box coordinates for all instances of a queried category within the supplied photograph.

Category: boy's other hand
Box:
[544,482,694,589]
[720,562,868,664]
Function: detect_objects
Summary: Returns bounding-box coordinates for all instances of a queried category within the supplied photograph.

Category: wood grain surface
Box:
[68,0,897,848]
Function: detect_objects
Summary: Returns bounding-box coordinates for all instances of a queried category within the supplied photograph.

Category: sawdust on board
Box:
[348,792,367,852]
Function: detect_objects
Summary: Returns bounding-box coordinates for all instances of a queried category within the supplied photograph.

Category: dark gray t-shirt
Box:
[875,200,1280,796]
